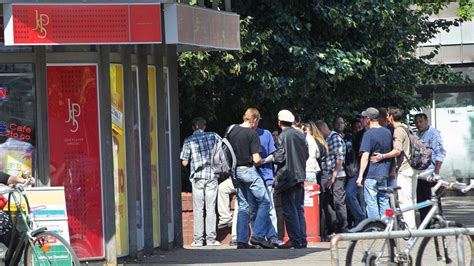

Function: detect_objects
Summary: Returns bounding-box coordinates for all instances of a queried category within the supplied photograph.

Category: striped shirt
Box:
[180,130,220,180]
[322,131,346,177]
[418,126,446,165]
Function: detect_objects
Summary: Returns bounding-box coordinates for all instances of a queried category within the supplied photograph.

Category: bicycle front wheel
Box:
[345,221,395,266]
[23,231,80,266]
[416,226,474,266]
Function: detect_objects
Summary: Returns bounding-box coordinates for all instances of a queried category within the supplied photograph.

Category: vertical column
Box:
[154,43,170,250]
[122,45,138,258]
[33,46,50,186]
[165,44,183,247]
[137,45,153,254]
[98,45,117,264]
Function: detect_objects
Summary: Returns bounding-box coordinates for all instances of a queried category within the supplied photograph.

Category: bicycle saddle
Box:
[377,186,402,193]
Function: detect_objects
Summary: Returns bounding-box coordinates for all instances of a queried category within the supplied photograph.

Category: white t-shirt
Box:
[305,134,321,173]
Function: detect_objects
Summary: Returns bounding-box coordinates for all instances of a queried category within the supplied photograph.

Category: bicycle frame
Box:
[377,182,450,263]
[4,186,46,265]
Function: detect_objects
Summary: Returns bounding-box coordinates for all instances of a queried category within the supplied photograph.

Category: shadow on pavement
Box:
[120,246,330,265]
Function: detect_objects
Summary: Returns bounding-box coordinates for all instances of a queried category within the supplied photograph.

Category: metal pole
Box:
[457,234,466,266]
[331,228,474,265]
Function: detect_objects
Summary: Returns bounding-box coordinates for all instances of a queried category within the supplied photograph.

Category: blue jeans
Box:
[235,166,271,243]
[281,183,306,247]
[346,176,366,226]
[364,177,390,219]
[249,185,278,241]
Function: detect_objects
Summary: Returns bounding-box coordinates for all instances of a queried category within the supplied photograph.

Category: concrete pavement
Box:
[119,196,474,265]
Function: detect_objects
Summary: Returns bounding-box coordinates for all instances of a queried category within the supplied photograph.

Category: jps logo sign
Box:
[32,10,49,39]
[65,98,81,132]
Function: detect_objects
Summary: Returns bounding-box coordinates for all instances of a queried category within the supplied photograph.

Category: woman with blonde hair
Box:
[303,121,328,183]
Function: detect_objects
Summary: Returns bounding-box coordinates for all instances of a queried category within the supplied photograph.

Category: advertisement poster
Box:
[47,65,104,259]
[148,66,160,247]
[110,64,129,256]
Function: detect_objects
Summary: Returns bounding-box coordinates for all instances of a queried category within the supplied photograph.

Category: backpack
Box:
[399,126,432,170]
[211,125,237,181]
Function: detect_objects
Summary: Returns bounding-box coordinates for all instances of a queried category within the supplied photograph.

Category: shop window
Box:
[0,64,35,177]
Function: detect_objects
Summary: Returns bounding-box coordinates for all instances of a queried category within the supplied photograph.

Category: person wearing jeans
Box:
[371,107,419,229]
[356,107,392,219]
[234,166,272,247]
[270,110,309,248]
[180,117,221,246]
[227,108,273,249]
[345,176,366,225]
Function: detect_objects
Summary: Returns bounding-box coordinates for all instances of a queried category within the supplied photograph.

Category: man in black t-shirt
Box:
[227,108,273,249]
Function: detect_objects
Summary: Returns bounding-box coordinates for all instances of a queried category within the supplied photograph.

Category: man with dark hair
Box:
[415,113,446,222]
[356,108,392,219]
[180,117,221,246]
[316,120,348,234]
[371,107,418,229]
[271,110,308,248]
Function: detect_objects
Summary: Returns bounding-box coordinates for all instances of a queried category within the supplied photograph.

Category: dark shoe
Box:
[277,241,295,249]
[270,239,284,248]
[237,242,256,249]
[217,221,232,229]
[229,240,238,246]
[277,241,304,249]
[250,237,274,249]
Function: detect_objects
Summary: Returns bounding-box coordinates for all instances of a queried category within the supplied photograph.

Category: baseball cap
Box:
[361,107,380,120]
[278,110,295,123]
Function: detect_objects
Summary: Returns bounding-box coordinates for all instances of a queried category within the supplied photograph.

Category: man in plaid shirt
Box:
[316,120,348,235]
[180,117,221,247]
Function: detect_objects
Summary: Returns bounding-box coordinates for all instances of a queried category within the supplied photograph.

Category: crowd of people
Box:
[180,106,446,249]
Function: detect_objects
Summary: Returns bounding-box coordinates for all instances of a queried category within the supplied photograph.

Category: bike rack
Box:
[330,227,474,266]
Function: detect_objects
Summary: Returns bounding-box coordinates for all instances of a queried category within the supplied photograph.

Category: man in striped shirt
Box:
[316,120,348,235]
[180,117,221,247]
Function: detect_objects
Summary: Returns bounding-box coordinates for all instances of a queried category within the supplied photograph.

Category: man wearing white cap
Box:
[270,110,309,248]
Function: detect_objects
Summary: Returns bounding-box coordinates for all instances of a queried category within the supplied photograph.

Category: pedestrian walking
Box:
[180,117,221,246]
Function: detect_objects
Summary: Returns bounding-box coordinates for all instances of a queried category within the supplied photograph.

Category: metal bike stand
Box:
[330,227,474,266]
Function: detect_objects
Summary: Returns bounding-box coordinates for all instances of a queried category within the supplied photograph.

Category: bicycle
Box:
[346,171,474,266]
[1,178,80,265]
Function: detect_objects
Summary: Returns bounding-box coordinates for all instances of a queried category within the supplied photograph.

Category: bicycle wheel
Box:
[416,226,474,266]
[23,231,80,266]
[345,221,396,266]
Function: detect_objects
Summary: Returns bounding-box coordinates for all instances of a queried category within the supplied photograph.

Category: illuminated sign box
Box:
[164,4,240,51]
[3,4,162,45]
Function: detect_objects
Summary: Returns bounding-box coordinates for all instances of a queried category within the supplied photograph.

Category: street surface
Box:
[120,196,474,265]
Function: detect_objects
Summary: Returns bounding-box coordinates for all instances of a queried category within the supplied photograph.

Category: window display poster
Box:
[110,64,129,256]
[148,66,160,247]
[47,65,104,259]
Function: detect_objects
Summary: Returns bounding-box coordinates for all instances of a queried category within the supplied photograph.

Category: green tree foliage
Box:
[178,1,470,135]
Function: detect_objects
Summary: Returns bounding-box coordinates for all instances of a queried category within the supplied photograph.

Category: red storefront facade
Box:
[0,1,240,263]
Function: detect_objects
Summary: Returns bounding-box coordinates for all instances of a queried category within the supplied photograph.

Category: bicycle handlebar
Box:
[418,172,474,193]
[0,177,35,195]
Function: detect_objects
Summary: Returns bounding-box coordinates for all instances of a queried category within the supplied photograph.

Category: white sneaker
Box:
[190,240,203,247]
[206,240,221,246]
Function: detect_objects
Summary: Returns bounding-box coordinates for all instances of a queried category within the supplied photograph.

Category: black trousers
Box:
[320,176,348,235]
[417,179,434,224]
